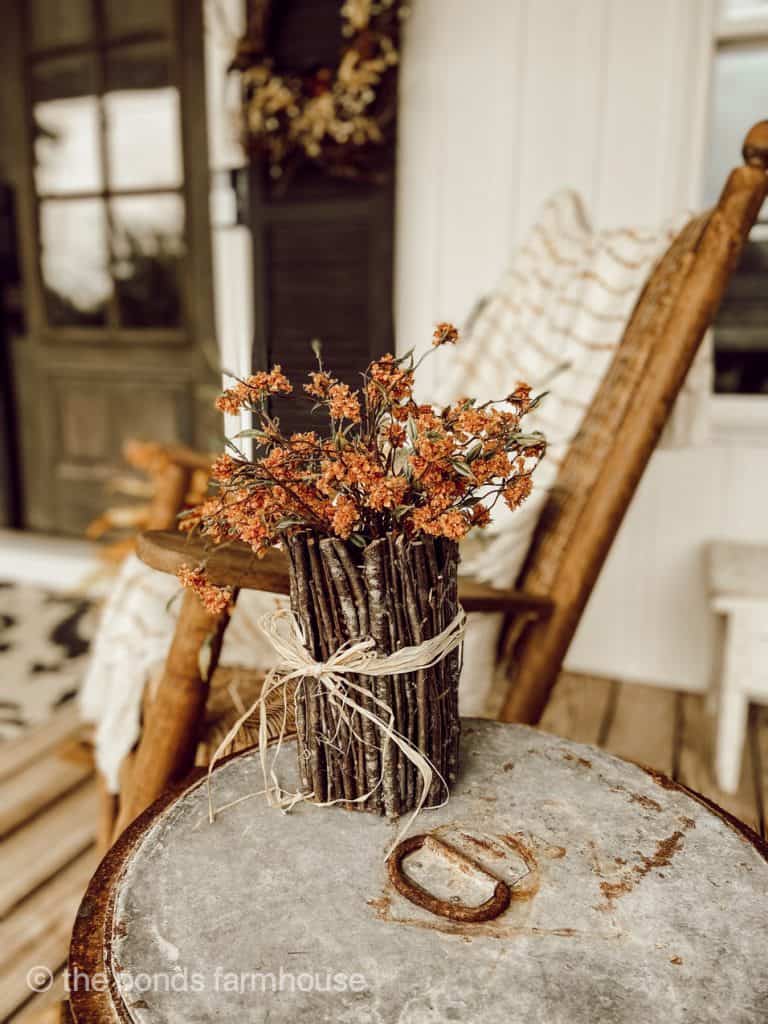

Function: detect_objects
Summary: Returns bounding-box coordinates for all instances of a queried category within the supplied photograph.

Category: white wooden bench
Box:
[708,540,768,793]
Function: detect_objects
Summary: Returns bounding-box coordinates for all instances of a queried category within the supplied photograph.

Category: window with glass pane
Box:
[32,57,102,195]
[104,44,182,190]
[111,194,184,327]
[25,0,185,333]
[40,199,111,325]
[707,43,768,395]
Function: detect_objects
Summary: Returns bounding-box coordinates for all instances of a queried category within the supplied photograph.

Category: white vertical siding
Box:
[396,0,768,694]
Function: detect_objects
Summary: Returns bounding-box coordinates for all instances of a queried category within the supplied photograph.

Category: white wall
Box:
[396,0,715,387]
[397,0,768,692]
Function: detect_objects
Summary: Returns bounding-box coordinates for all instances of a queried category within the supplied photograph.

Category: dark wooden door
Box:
[0,0,218,534]
[247,0,396,434]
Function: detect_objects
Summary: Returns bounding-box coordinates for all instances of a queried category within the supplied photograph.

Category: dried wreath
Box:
[233,0,405,183]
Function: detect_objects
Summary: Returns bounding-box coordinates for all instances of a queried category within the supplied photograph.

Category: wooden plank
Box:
[677,693,760,833]
[0,750,93,838]
[538,672,614,746]
[0,782,98,918]
[9,970,68,1024]
[136,530,291,592]
[602,682,677,777]
[457,579,554,614]
[0,850,97,1021]
[0,705,82,783]
[138,531,555,614]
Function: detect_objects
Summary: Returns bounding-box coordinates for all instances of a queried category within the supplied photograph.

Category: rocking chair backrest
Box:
[503,122,768,724]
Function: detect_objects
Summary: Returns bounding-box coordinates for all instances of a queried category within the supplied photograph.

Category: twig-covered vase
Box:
[285,531,461,817]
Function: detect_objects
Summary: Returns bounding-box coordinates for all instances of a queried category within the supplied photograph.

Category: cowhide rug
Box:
[0,580,98,741]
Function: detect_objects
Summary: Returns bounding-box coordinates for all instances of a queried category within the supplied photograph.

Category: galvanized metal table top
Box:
[80,721,768,1023]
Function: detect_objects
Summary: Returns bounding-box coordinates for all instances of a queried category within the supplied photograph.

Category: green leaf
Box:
[349,533,366,548]
[450,458,475,479]
[233,428,267,439]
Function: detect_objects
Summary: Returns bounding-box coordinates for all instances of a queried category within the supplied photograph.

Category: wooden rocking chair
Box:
[113,122,768,838]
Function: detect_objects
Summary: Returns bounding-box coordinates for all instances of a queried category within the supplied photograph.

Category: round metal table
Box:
[70,721,768,1023]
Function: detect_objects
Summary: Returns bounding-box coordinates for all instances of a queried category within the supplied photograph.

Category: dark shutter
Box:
[247,0,396,434]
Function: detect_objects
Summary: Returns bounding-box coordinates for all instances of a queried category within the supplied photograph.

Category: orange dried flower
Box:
[177,564,233,615]
[368,354,414,403]
[331,495,360,539]
[216,388,245,414]
[249,366,292,396]
[328,383,362,422]
[366,475,408,511]
[210,454,238,480]
[507,381,533,414]
[470,504,491,527]
[304,371,336,400]
[502,475,533,510]
[200,324,546,552]
[384,423,406,448]
[432,322,459,347]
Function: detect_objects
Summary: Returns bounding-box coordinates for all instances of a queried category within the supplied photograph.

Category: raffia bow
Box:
[207,606,466,850]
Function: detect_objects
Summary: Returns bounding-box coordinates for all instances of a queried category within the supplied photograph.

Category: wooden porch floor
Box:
[4,675,768,1021]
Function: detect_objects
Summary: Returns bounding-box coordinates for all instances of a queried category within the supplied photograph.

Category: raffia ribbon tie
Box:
[206,606,467,853]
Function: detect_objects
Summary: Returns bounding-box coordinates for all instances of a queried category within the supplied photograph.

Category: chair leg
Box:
[96,773,117,854]
[715,685,748,795]
[113,588,234,839]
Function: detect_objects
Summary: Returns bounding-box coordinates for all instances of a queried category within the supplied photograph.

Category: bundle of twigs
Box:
[287,530,460,816]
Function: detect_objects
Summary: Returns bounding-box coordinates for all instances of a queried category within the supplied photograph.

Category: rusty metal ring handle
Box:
[386,834,511,923]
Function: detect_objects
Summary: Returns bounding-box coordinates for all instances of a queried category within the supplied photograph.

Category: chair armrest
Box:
[457,577,554,615]
[136,531,553,615]
[136,531,291,594]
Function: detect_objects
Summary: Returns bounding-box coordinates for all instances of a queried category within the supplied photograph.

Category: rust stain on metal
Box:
[609,782,663,813]
[499,833,541,902]
[642,765,679,791]
[637,831,685,874]
[367,895,391,917]
[561,751,593,769]
[368,889,617,943]
[387,834,512,923]
[596,829,688,910]
[543,845,566,860]
[460,832,507,859]
[628,792,663,813]
[600,879,634,902]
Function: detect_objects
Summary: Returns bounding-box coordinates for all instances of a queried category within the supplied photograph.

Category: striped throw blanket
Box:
[434,190,709,590]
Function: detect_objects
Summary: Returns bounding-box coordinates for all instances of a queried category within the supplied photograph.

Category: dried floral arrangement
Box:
[233,0,404,183]
[183,324,546,565]
[185,325,546,819]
